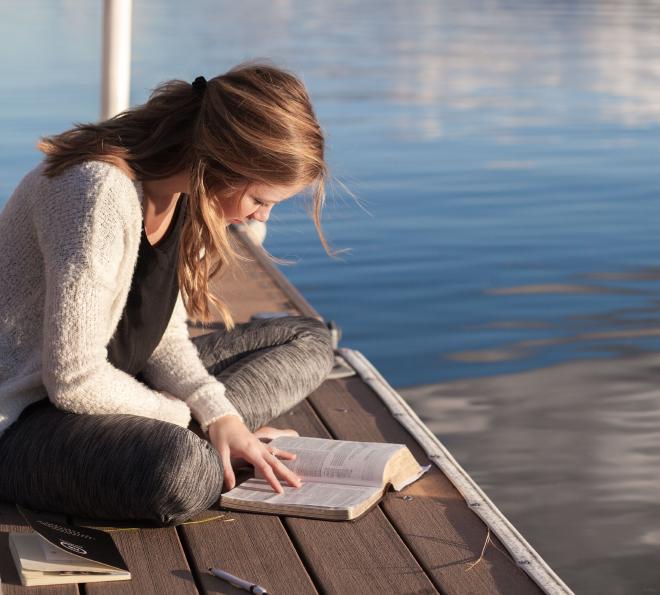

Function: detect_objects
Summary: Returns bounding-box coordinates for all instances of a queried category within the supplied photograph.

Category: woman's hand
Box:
[207,415,303,493]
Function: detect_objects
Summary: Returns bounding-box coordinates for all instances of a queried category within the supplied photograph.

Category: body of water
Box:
[1,1,659,593]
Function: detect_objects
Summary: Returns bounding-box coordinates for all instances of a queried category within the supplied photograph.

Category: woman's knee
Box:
[288,316,335,375]
[139,422,224,526]
[268,316,335,412]
[0,408,224,526]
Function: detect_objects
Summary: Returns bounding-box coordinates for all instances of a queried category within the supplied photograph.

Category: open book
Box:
[219,436,431,520]
[8,506,131,586]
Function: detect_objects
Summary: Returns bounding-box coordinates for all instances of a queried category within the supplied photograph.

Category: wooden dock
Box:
[0,226,568,594]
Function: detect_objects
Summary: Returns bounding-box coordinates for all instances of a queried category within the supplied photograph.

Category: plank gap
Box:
[176,526,203,595]
[278,518,323,595]
[376,501,445,594]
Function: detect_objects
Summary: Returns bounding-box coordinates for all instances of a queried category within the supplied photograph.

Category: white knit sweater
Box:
[0,159,243,438]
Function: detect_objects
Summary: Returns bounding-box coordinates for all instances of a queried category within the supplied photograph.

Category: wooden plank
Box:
[188,228,321,341]
[285,512,438,595]
[307,378,543,594]
[232,227,321,319]
[207,245,299,327]
[179,509,317,595]
[266,400,439,594]
[73,518,197,595]
[0,502,79,594]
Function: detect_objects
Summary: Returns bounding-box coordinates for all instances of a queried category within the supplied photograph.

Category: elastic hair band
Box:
[192,76,207,97]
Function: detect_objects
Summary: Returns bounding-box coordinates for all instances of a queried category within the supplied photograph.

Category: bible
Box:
[219,436,431,520]
[8,506,131,586]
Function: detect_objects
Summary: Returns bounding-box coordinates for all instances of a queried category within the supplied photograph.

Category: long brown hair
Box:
[37,60,335,329]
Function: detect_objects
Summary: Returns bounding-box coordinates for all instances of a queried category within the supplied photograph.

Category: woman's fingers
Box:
[267,452,303,488]
[273,448,297,461]
[266,447,301,485]
[255,452,303,493]
[220,447,236,490]
[256,459,284,493]
[208,417,303,494]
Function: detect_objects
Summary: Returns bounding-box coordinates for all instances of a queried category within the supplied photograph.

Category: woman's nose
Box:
[249,211,268,223]
[250,206,271,223]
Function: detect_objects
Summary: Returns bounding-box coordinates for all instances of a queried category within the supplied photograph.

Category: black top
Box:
[107,194,188,377]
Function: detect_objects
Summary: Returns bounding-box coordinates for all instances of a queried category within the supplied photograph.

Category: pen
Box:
[208,567,268,594]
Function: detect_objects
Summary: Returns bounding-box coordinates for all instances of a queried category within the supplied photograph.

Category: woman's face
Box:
[220,182,305,225]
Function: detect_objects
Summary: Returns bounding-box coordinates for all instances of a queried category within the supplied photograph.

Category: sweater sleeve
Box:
[37,163,191,428]
[139,293,244,433]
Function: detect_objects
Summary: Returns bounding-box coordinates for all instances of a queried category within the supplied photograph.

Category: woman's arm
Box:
[37,162,191,427]
[139,292,244,433]
[142,303,308,493]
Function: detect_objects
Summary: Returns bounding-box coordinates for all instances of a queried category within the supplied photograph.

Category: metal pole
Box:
[101,0,133,120]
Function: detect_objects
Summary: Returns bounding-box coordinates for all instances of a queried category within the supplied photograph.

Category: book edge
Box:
[8,533,131,584]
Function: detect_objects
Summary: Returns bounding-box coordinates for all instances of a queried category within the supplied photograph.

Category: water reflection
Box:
[448,266,660,365]
[328,0,660,142]
[400,351,660,595]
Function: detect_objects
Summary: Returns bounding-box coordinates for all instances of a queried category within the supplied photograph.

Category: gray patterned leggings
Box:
[0,316,334,526]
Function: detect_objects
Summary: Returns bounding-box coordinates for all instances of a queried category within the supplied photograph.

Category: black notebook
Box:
[8,505,131,586]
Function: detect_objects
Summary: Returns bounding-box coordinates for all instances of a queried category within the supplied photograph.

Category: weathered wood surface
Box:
[76,519,197,595]
[180,406,320,595]
[309,378,542,594]
[269,406,438,594]
[0,227,544,594]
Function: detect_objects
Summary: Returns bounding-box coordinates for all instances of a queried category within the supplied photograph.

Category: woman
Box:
[0,61,336,525]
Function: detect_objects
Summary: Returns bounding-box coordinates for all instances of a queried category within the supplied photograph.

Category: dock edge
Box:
[339,347,575,595]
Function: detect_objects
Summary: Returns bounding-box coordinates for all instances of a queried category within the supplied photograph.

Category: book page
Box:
[392,463,432,491]
[223,477,381,510]
[266,436,404,487]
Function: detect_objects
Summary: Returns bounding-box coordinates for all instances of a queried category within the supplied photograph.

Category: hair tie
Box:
[192,76,207,97]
